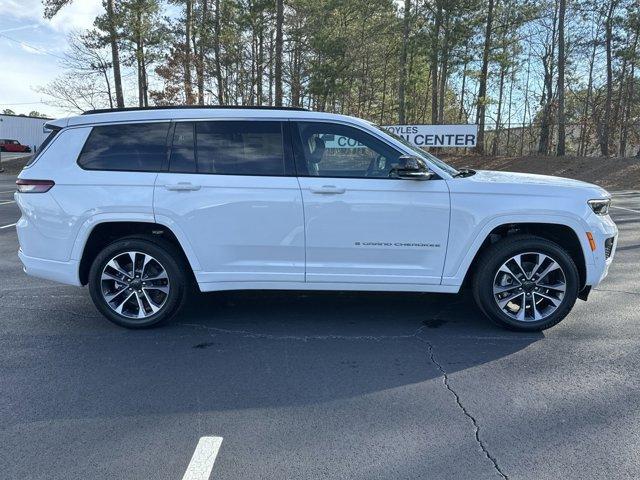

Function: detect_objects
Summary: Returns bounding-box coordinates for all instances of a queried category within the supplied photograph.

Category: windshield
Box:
[374,125,459,176]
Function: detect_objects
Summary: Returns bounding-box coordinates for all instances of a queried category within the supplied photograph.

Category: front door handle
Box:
[309,185,346,194]
[164,182,201,191]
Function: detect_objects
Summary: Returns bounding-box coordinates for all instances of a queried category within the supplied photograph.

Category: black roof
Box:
[82,105,309,115]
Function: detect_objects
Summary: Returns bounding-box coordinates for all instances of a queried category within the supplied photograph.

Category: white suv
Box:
[15,107,617,330]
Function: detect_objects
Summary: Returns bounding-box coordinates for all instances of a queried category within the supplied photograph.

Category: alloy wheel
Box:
[100,251,170,319]
[492,252,567,322]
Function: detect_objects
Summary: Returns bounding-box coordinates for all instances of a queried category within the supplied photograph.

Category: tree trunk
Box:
[620,27,639,156]
[579,30,599,156]
[213,0,224,104]
[197,0,208,105]
[106,0,124,108]
[458,42,469,122]
[274,0,284,106]
[519,47,531,156]
[556,0,566,156]
[257,23,264,106]
[601,0,617,156]
[505,65,516,154]
[437,13,450,123]
[398,0,410,124]
[430,2,442,125]
[475,0,495,154]
[184,0,194,104]
[492,63,506,156]
[538,1,558,155]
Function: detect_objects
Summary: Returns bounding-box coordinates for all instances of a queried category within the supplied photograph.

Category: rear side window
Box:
[78,122,170,171]
[25,128,60,167]
[169,121,285,176]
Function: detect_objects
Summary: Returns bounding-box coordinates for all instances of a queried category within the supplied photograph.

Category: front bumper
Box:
[585,214,617,287]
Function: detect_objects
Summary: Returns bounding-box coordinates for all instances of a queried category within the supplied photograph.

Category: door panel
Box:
[298,177,450,284]
[154,120,305,285]
[292,121,450,285]
[155,173,305,283]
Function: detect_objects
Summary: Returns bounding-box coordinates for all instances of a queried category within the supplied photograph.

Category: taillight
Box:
[16,179,55,193]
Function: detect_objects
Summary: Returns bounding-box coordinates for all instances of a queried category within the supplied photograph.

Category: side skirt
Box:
[197,281,461,294]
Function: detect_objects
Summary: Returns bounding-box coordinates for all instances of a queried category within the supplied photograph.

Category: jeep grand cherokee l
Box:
[14,106,618,330]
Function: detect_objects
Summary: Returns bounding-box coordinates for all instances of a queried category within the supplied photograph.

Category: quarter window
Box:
[170,122,197,173]
[294,122,402,178]
[78,122,170,171]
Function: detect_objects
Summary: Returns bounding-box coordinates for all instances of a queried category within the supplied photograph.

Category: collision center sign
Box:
[383,124,477,148]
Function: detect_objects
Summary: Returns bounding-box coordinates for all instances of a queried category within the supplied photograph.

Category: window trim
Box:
[290,120,415,181]
[76,121,172,173]
[167,120,295,177]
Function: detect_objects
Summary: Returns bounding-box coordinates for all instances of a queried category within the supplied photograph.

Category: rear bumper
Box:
[18,249,81,286]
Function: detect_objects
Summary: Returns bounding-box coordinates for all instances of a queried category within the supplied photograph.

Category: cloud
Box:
[20,43,44,55]
[0,24,41,34]
[0,0,103,33]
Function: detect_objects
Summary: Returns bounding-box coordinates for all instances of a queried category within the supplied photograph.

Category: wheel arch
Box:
[460,222,588,290]
[77,220,199,286]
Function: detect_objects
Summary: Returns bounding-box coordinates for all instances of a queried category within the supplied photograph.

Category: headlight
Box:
[588,198,611,215]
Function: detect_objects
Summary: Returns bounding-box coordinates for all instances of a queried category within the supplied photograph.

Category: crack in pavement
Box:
[179,322,420,341]
[593,287,639,296]
[415,327,509,480]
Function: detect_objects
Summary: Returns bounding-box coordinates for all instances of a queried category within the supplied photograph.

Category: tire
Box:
[472,235,580,331]
[88,236,188,328]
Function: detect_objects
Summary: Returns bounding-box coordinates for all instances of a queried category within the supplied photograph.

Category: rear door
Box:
[292,121,450,285]
[154,120,305,288]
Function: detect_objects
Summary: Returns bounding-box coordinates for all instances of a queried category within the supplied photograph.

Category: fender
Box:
[69,212,202,272]
[441,212,595,287]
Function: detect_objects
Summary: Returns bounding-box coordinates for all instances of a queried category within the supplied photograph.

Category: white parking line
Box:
[0,200,16,206]
[0,223,16,229]
[611,205,640,214]
[181,436,223,480]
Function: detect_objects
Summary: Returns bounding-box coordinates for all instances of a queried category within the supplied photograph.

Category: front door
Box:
[292,121,450,285]
[154,120,305,288]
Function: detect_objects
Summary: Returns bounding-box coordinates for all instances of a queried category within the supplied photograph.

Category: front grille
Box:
[604,236,615,259]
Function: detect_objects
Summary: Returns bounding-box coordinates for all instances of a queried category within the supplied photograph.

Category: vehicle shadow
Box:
[4,289,543,425]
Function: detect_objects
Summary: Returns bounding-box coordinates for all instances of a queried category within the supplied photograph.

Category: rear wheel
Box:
[88,237,187,328]
[472,235,580,331]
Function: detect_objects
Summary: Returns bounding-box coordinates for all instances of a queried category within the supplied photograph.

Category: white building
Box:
[0,114,52,152]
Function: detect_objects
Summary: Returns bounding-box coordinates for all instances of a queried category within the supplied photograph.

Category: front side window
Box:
[78,122,170,171]
[293,122,402,178]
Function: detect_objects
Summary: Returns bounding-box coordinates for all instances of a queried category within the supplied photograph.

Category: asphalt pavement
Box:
[1,173,639,479]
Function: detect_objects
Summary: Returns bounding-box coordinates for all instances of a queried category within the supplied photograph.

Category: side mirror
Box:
[392,155,433,180]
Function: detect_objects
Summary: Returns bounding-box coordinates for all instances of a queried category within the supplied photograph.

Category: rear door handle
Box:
[164,182,201,191]
[309,185,346,194]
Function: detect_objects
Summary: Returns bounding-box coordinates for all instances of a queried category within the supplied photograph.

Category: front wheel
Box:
[88,237,188,328]
[472,235,580,331]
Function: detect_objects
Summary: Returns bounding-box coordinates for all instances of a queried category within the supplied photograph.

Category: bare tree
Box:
[556,0,566,155]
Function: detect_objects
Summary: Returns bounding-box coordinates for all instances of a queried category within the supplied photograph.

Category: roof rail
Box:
[82,105,309,115]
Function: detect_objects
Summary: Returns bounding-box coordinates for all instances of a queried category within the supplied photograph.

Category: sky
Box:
[0,0,104,118]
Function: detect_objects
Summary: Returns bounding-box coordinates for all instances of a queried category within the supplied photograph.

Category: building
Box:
[0,113,53,153]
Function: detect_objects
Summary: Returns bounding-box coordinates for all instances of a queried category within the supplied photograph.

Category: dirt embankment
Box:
[443,154,640,191]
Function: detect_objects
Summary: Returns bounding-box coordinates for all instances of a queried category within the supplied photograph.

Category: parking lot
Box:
[1,172,639,479]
